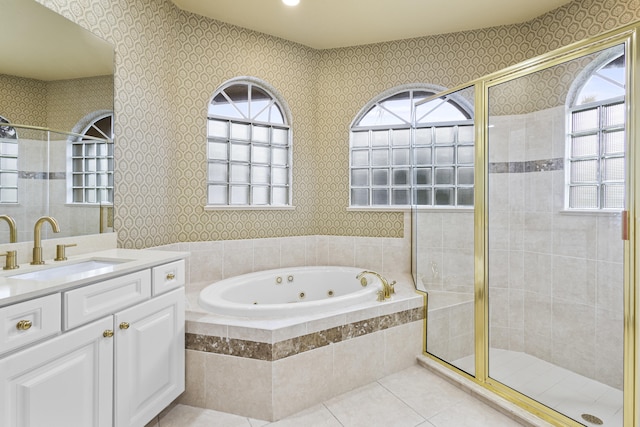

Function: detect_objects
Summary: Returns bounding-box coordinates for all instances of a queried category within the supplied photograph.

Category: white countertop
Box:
[0,248,189,307]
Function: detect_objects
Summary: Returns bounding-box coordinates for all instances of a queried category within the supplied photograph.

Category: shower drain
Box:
[581,414,603,425]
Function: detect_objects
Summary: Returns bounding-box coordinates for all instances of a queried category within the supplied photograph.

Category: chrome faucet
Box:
[31,216,60,265]
[0,215,17,243]
[356,270,395,301]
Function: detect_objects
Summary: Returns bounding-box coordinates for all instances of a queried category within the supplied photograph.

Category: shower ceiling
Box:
[171,0,574,49]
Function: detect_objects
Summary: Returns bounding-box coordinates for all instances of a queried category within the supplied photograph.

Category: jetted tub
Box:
[198,266,383,318]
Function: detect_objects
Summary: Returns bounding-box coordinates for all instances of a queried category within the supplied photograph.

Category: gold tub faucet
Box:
[0,215,17,243]
[356,270,396,301]
[31,216,60,265]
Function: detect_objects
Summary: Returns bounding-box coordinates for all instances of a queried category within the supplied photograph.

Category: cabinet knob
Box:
[16,320,32,330]
[103,330,114,338]
[119,322,130,330]
[166,273,176,280]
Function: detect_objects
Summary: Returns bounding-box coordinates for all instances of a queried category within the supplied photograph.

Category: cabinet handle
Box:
[119,322,130,330]
[16,320,32,331]
[166,273,176,280]
[103,330,114,338]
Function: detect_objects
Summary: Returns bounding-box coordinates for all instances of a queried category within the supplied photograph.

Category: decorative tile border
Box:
[489,158,564,173]
[186,306,425,361]
[19,171,66,180]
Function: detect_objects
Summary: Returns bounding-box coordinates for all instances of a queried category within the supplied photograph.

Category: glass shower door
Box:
[414,85,477,376]
[486,43,626,426]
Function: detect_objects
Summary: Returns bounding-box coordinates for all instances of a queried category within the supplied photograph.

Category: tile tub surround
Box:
[151,215,412,295]
[180,274,426,421]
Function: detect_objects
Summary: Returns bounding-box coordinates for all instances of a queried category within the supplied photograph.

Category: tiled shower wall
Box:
[0,135,103,243]
[488,107,624,390]
[415,212,475,363]
[415,211,474,294]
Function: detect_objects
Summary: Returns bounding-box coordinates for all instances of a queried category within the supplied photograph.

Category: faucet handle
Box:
[0,250,19,270]
[389,280,396,295]
[54,243,77,261]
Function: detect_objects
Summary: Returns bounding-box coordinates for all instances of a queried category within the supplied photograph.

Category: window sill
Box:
[204,205,296,211]
[347,206,474,213]
[559,209,622,216]
[65,203,113,207]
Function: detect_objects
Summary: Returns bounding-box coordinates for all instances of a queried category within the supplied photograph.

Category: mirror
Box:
[0,0,115,243]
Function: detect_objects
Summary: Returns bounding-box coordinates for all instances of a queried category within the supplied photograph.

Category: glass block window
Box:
[0,116,18,204]
[70,113,114,204]
[568,52,625,210]
[350,88,473,208]
[207,79,291,206]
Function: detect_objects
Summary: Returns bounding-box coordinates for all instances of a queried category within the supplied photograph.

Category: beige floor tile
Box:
[378,365,470,419]
[427,398,524,427]
[248,418,271,427]
[158,404,252,427]
[324,382,425,427]
[268,404,342,427]
[160,365,537,427]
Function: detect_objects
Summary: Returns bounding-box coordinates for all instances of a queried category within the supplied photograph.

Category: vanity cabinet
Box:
[0,258,186,427]
[0,316,115,427]
[115,288,184,427]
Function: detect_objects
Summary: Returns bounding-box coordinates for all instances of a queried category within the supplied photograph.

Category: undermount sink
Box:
[9,259,129,281]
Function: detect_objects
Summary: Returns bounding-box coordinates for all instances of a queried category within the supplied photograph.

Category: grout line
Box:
[376,378,428,425]
[322,403,346,427]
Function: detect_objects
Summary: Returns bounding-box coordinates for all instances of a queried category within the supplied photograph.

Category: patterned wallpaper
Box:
[35,0,640,248]
[0,74,113,132]
[487,53,598,116]
[0,74,47,127]
[47,75,113,132]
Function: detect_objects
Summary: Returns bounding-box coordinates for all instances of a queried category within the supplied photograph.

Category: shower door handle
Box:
[622,210,629,241]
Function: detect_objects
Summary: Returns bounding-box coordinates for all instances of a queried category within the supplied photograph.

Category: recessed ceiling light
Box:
[282,0,300,6]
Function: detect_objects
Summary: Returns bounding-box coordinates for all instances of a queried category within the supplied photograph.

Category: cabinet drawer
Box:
[0,294,61,355]
[64,270,151,330]
[152,260,185,295]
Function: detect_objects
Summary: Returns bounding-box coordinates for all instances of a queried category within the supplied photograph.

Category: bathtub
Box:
[198,266,383,318]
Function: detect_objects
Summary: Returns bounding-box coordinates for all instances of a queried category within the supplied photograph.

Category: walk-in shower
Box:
[414,24,637,427]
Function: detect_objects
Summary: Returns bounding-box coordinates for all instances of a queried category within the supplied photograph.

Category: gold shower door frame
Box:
[416,22,639,427]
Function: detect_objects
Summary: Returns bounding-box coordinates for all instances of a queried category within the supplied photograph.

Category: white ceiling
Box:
[171,0,574,49]
[3,0,574,82]
[1,0,113,81]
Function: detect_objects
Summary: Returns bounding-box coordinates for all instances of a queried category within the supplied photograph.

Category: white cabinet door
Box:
[114,288,184,427]
[0,316,114,427]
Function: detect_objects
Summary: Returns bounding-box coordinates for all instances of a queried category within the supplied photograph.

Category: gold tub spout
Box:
[31,216,60,265]
[356,270,395,300]
[0,215,17,243]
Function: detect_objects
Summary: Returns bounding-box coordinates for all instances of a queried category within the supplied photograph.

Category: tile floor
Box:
[150,364,527,427]
[455,349,624,426]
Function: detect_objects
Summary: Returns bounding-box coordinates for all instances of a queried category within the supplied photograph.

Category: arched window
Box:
[350,85,474,208]
[566,48,625,210]
[206,78,292,207]
[68,111,114,204]
[0,115,18,203]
